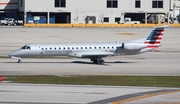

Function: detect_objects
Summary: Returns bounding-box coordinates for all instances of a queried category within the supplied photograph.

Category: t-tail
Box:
[144,25,169,48]
[141,25,169,52]
[120,25,169,54]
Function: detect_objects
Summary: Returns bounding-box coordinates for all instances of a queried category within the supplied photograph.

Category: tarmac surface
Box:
[0,83,180,104]
[0,27,180,76]
[0,53,180,76]
[0,26,180,104]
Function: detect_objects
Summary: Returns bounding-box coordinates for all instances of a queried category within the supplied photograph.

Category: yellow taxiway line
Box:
[111,90,180,104]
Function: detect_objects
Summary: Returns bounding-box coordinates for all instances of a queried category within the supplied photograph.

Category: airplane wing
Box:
[68,51,114,58]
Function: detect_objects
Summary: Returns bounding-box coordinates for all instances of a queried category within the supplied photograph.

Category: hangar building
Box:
[0,0,180,24]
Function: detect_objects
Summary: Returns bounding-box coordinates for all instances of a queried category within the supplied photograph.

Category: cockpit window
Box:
[27,46,30,49]
[21,45,30,50]
[21,46,26,49]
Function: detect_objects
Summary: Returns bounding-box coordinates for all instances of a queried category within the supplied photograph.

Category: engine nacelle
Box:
[122,43,146,50]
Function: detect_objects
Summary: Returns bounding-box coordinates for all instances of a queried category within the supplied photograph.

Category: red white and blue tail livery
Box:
[144,25,168,49]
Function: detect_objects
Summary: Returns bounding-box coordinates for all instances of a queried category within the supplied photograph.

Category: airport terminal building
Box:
[0,0,180,24]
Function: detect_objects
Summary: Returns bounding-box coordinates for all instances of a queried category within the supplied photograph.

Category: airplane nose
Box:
[8,51,15,57]
[8,50,20,57]
[8,53,11,56]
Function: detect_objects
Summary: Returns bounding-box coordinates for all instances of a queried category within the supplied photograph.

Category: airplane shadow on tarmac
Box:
[5,61,136,66]
[71,61,137,66]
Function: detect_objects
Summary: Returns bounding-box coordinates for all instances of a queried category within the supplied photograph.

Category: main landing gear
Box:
[91,58,105,65]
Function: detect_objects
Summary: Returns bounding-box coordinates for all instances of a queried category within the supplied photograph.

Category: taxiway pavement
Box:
[0,52,180,76]
[0,83,180,104]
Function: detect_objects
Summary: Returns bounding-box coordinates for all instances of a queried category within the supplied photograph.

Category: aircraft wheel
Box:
[91,59,105,64]
[97,59,105,65]
[18,59,22,63]
[100,60,105,65]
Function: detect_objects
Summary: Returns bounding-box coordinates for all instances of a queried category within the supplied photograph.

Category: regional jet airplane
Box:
[8,25,168,64]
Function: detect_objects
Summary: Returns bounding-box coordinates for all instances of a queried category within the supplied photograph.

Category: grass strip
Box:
[4,75,180,87]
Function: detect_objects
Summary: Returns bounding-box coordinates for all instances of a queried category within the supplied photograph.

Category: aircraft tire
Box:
[100,60,105,65]
[18,59,22,63]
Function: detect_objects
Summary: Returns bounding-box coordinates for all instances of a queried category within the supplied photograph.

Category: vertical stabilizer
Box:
[144,25,169,49]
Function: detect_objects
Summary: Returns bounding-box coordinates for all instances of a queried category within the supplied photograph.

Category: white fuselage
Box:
[9,42,147,59]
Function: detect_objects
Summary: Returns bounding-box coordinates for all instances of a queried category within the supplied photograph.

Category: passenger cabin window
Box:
[59,47,61,50]
[54,47,56,50]
[50,48,52,50]
[76,47,78,49]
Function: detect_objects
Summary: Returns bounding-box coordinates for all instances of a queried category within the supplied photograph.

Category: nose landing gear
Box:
[10,56,22,63]
[18,59,22,63]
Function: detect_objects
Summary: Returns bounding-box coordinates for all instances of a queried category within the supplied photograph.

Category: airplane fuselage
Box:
[9,42,144,58]
[8,25,168,64]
